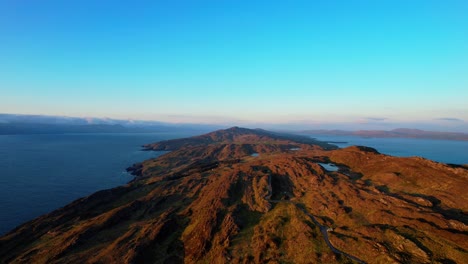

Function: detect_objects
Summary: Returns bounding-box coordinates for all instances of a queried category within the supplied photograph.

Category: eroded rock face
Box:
[1,127,467,264]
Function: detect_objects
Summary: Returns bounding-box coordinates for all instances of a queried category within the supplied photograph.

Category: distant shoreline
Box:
[302,128,468,141]
[305,134,468,165]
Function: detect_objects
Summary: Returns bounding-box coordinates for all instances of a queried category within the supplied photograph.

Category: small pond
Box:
[318,163,339,172]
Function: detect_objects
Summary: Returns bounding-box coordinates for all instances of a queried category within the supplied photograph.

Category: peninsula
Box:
[1,127,467,263]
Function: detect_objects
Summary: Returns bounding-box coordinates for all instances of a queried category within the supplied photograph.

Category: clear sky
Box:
[1,0,467,130]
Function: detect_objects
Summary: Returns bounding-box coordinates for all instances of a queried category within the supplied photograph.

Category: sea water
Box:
[306,134,468,165]
[0,132,195,235]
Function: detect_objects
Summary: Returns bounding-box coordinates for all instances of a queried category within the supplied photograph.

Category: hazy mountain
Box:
[0,114,221,135]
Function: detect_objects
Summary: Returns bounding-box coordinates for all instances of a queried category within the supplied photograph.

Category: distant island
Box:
[301,128,468,141]
[1,127,466,263]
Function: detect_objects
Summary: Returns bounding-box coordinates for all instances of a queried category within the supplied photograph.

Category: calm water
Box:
[0,132,196,235]
[318,163,339,171]
[306,134,468,165]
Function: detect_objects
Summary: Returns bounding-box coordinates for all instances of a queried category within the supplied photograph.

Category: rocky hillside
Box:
[1,127,467,264]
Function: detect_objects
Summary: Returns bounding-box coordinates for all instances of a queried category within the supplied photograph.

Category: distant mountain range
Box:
[2,114,468,141]
[0,114,221,135]
[302,128,468,141]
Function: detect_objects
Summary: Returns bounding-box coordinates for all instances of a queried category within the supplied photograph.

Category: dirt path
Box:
[267,175,366,264]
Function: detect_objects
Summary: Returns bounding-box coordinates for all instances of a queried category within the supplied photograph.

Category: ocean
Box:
[0,132,467,235]
[0,132,196,235]
[305,134,468,165]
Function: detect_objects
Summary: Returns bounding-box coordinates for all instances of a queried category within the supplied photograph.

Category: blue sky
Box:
[1,0,467,130]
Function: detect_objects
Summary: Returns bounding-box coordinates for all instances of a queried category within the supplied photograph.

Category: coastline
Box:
[304,134,468,165]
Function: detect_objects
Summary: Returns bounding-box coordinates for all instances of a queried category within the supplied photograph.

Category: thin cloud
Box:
[162,114,245,124]
[436,117,463,122]
[366,117,388,121]
[357,117,389,124]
